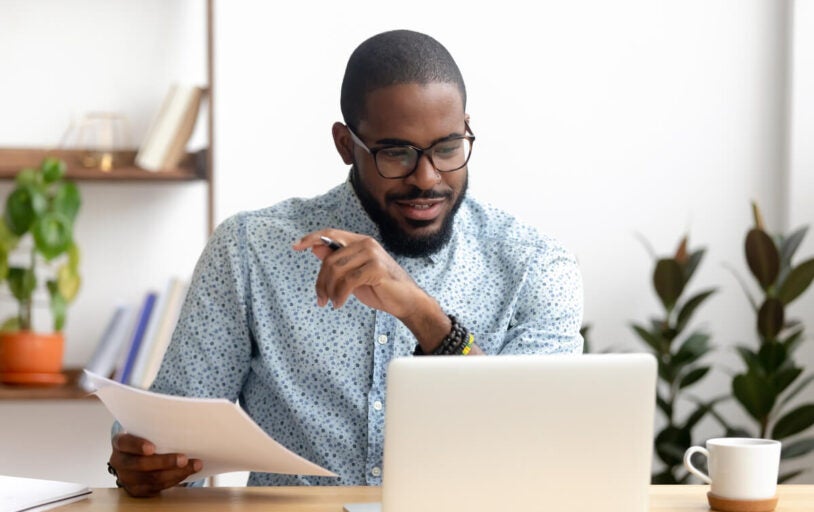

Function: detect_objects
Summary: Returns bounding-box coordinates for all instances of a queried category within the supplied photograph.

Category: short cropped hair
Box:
[340,30,467,130]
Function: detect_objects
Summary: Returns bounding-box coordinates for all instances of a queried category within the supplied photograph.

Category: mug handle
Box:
[683,446,711,484]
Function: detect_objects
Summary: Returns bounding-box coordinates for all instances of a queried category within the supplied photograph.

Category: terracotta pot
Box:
[0,331,64,375]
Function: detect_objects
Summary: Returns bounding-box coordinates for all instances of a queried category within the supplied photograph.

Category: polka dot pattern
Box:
[151,181,583,486]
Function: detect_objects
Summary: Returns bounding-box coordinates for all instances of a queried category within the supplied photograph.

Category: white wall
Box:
[0,0,209,367]
[214,0,813,481]
[1,0,812,485]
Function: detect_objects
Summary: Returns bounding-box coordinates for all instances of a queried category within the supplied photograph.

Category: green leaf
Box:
[757,298,784,340]
[774,367,803,396]
[757,341,788,374]
[4,187,40,235]
[679,366,710,389]
[736,346,761,372]
[676,289,716,332]
[51,181,81,222]
[780,438,814,459]
[782,327,805,354]
[41,157,66,183]
[31,212,72,260]
[632,323,663,353]
[771,404,814,439]
[656,393,672,418]
[673,333,711,367]
[779,225,808,266]
[67,242,80,270]
[7,267,36,302]
[654,258,685,311]
[683,400,712,429]
[745,228,780,290]
[49,287,68,332]
[56,264,80,302]
[780,374,814,408]
[684,249,705,283]
[0,316,20,332]
[778,258,814,305]
[723,262,759,311]
[14,167,40,187]
[655,426,691,466]
[733,371,775,421]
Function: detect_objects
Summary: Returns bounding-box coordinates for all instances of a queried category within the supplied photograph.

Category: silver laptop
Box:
[346,353,656,512]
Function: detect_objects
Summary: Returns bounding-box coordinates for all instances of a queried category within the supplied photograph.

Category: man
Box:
[108,29,583,497]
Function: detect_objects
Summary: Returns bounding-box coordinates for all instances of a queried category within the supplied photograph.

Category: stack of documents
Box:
[0,475,91,512]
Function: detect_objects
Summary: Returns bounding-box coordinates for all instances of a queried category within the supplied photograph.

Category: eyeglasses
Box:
[347,122,475,179]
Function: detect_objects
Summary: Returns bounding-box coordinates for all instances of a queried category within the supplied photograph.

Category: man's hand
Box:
[109,433,202,497]
[293,230,424,316]
[293,229,451,348]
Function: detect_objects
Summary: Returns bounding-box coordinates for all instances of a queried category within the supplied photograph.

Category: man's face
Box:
[336,82,470,257]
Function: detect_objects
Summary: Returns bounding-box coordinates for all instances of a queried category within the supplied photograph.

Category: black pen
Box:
[320,236,344,251]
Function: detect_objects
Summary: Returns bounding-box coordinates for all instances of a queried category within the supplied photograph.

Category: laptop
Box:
[345,353,656,512]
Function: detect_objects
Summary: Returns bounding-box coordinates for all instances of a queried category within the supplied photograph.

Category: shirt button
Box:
[373,400,383,411]
[371,466,382,477]
[377,334,388,345]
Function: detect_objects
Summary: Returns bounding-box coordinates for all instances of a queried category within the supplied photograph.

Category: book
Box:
[139,277,188,389]
[79,304,136,391]
[129,277,188,389]
[115,291,158,385]
[135,83,203,171]
[0,474,91,511]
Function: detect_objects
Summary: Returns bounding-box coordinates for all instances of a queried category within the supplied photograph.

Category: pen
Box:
[320,236,344,251]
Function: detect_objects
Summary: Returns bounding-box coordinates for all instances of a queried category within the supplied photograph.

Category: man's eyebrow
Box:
[374,131,465,148]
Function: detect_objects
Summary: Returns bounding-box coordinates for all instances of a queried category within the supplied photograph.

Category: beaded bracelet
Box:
[413,315,474,356]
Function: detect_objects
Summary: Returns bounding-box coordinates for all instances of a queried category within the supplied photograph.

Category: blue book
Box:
[117,292,158,384]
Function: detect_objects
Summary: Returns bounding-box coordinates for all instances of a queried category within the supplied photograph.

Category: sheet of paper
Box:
[83,370,336,482]
[0,474,91,512]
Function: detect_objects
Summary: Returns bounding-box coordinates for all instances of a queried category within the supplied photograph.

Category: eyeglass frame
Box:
[346,121,476,179]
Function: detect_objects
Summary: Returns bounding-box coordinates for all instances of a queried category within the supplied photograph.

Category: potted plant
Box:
[630,234,719,483]
[0,157,81,385]
[723,202,814,482]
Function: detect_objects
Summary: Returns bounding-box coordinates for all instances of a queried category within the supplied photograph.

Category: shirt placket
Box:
[365,309,397,484]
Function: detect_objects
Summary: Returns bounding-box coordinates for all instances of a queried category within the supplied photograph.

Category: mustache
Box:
[385,187,452,202]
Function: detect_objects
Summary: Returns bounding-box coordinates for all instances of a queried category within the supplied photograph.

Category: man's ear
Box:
[332,122,354,165]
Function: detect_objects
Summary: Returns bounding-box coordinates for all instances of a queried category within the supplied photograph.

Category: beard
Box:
[349,166,468,258]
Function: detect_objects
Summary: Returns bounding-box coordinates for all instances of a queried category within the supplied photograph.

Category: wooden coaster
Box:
[707,492,778,512]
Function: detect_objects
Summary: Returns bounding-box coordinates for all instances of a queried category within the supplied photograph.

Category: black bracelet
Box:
[107,462,123,488]
[413,315,473,356]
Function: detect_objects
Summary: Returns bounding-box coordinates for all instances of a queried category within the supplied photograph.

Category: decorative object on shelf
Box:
[0,157,82,386]
[60,112,132,172]
[630,234,719,484]
[723,201,814,483]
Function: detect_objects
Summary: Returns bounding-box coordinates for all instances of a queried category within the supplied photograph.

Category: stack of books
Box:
[81,276,189,391]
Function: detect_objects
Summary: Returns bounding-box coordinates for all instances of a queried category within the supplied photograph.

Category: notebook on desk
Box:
[344,353,657,512]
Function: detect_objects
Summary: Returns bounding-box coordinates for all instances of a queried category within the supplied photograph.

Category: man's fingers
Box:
[119,460,202,498]
[113,451,193,473]
[112,433,155,456]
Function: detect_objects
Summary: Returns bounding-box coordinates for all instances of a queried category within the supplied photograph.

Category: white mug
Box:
[683,437,781,500]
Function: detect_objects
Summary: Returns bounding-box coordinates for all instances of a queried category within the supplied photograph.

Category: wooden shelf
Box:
[0,148,206,182]
[0,368,98,400]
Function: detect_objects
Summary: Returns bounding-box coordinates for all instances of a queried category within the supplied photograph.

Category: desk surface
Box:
[59,485,814,511]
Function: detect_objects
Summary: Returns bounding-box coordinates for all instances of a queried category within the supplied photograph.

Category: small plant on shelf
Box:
[0,157,81,383]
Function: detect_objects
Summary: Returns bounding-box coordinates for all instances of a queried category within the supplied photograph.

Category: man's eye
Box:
[380,148,412,160]
[434,141,462,157]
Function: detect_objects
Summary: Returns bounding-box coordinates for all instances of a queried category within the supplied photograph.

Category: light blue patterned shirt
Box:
[150,180,583,486]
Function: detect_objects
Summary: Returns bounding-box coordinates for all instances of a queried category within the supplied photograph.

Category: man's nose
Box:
[405,154,441,189]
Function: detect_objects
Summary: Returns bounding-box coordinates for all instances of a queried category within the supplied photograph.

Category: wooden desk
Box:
[59,485,813,511]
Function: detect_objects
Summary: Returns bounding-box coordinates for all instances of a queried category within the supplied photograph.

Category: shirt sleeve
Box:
[149,214,253,401]
[499,240,584,355]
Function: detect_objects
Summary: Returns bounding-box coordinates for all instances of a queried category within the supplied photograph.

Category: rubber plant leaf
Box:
[745,228,780,290]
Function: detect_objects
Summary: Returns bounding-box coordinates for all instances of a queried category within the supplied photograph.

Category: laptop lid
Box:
[379,353,656,512]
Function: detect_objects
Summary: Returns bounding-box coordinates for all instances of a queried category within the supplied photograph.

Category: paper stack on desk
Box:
[83,370,336,482]
[0,475,91,512]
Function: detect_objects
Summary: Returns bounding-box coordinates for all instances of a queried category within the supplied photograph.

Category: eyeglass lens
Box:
[376,138,473,178]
